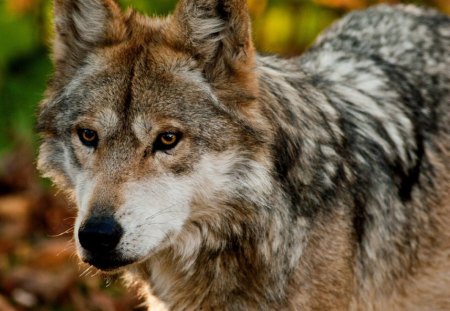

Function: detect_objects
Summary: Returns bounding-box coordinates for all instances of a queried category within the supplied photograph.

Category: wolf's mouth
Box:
[82,251,136,271]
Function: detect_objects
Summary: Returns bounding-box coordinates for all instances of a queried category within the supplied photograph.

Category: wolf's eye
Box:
[77,129,99,148]
[153,132,182,152]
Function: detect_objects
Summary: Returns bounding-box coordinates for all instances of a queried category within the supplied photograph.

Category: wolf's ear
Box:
[173,0,257,100]
[53,0,125,78]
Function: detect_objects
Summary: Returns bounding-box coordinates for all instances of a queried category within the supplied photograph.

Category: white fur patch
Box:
[73,173,97,249]
[115,175,194,260]
[176,68,219,103]
[132,115,152,144]
[301,50,415,164]
[191,151,272,209]
[61,144,78,183]
[60,141,97,251]
[97,108,119,132]
[113,150,272,262]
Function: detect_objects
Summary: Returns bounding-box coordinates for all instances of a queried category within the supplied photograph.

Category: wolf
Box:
[37,0,450,310]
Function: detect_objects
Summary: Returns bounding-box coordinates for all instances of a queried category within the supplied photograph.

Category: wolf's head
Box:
[37,0,273,271]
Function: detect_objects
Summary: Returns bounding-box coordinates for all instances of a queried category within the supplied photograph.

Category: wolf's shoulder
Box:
[304,4,450,64]
[297,4,450,94]
[315,4,450,43]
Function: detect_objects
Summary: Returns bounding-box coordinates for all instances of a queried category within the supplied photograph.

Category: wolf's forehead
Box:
[61,44,221,141]
[66,55,189,109]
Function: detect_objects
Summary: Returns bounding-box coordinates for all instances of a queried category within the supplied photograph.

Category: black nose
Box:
[78,216,123,253]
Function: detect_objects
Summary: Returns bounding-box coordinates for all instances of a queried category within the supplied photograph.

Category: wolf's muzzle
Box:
[78,216,123,253]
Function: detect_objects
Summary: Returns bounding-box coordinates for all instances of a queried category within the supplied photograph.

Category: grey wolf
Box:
[37,0,450,310]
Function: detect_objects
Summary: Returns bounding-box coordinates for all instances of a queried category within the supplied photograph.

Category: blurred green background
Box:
[0,0,449,159]
[0,0,449,310]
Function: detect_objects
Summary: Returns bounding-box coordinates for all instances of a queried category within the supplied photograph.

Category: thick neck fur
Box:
[129,199,306,310]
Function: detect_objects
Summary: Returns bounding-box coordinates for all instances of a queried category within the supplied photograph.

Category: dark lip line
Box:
[83,255,137,272]
[80,238,169,272]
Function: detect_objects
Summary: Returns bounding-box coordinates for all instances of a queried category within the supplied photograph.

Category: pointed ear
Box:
[173,0,257,100]
[53,0,125,78]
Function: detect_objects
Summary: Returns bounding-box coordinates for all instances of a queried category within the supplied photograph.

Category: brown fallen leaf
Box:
[0,294,17,311]
[0,195,32,242]
[89,291,117,311]
[11,288,38,308]
[38,190,75,236]
[3,266,77,302]
[0,195,31,220]
[0,147,37,194]
[69,288,91,311]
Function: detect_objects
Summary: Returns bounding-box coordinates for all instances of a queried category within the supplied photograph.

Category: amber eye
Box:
[77,128,99,148]
[153,132,182,152]
[161,133,177,145]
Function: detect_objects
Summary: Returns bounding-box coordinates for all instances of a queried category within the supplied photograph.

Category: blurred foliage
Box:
[0,0,449,157]
[0,0,448,310]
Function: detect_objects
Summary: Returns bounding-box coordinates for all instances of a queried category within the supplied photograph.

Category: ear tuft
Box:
[190,15,226,48]
[53,0,125,78]
[173,0,257,101]
[175,0,254,79]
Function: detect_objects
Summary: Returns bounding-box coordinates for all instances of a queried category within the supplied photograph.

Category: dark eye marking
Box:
[77,128,99,148]
[153,132,182,153]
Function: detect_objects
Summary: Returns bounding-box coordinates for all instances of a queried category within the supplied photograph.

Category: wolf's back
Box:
[309,5,450,77]
[297,4,450,170]
[301,4,450,112]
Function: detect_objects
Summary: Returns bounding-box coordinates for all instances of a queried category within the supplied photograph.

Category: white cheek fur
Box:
[70,149,272,263]
[115,175,193,259]
[114,151,272,260]
[73,173,97,249]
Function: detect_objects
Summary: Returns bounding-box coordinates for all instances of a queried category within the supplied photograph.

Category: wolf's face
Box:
[48,52,245,270]
[38,0,270,270]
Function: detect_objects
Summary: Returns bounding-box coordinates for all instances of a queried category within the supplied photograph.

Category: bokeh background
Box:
[0,0,448,310]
